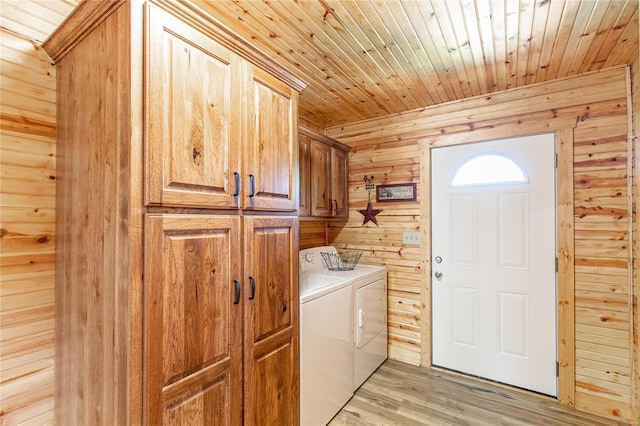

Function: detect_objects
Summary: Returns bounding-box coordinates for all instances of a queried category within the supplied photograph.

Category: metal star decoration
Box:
[358,176,382,226]
[358,200,382,226]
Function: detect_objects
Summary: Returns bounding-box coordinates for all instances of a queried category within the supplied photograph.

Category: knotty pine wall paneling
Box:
[632,20,639,424]
[327,66,635,423]
[299,220,329,249]
[0,29,57,424]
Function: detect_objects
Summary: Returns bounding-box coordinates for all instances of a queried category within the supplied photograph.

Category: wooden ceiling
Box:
[2,0,639,130]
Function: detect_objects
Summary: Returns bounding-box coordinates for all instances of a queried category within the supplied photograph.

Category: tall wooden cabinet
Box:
[44,1,304,424]
[299,126,350,219]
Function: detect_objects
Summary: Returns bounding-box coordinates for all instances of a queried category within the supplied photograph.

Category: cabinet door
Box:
[144,215,242,426]
[331,147,349,219]
[310,139,333,217]
[298,133,311,217]
[245,67,298,211]
[243,216,299,425]
[145,5,241,208]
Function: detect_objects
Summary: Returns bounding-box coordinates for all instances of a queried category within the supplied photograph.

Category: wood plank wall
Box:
[0,29,57,424]
[299,220,328,249]
[326,66,635,423]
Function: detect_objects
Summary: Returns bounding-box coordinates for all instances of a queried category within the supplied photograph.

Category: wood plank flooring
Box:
[329,360,629,426]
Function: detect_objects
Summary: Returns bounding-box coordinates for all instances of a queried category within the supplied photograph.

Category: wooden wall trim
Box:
[624,65,637,422]
[633,52,640,425]
[556,128,576,407]
[418,143,431,368]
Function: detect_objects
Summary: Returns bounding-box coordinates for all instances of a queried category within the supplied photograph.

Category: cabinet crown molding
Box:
[42,0,307,92]
[299,125,351,152]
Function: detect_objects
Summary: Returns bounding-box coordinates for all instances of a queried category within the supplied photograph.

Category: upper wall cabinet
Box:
[145,5,298,211]
[299,126,350,220]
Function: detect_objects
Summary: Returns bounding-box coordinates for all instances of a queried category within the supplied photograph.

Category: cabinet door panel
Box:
[146,5,241,208]
[162,366,232,426]
[245,67,298,211]
[243,216,299,425]
[144,215,242,425]
[332,147,349,219]
[298,133,311,217]
[249,332,297,425]
[310,140,332,217]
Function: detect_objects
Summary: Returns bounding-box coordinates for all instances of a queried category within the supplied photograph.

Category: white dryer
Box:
[352,268,387,390]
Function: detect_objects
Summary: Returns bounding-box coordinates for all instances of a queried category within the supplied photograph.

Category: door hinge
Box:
[555,257,558,272]
[555,153,558,168]
[556,361,559,376]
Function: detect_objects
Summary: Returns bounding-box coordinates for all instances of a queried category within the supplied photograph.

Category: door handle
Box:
[233,172,240,197]
[233,279,240,304]
[434,271,443,279]
[248,276,256,300]
[248,174,256,197]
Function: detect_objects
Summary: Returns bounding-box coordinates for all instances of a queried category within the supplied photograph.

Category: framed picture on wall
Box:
[376,183,417,202]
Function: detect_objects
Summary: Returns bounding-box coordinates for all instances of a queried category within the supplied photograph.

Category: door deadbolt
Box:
[434,256,442,264]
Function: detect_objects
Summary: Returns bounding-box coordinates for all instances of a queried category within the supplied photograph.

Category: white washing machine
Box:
[299,260,353,426]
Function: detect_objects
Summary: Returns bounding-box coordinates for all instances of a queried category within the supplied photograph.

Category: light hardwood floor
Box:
[329,360,629,426]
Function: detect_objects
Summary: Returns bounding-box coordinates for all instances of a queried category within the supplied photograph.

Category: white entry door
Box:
[431,133,557,396]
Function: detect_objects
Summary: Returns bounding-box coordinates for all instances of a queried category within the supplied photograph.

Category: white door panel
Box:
[432,133,557,396]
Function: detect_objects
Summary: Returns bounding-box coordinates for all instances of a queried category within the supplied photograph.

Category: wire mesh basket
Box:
[320,250,363,271]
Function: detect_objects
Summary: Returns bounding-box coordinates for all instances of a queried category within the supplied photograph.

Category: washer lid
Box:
[299,272,350,303]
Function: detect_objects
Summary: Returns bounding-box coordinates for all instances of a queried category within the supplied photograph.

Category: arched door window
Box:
[451,152,528,187]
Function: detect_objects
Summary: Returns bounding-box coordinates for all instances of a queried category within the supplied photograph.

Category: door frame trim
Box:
[418,125,575,406]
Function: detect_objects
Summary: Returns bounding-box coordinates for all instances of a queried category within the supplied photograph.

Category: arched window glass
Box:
[451,153,528,187]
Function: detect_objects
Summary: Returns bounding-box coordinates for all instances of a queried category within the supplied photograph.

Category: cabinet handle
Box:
[333,199,338,212]
[248,276,256,300]
[233,279,240,305]
[329,198,333,212]
[233,172,240,197]
[249,174,256,197]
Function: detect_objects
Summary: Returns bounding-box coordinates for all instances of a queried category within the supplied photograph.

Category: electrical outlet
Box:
[402,231,420,245]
